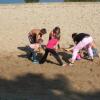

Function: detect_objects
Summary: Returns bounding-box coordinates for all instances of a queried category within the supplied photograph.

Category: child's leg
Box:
[70,41,83,63]
[39,48,49,64]
[88,45,93,59]
[71,49,79,63]
[27,46,34,58]
[49,49,63,66]
[31,50,38,63]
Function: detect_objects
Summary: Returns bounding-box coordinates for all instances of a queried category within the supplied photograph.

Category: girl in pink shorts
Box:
[69,33,93,65]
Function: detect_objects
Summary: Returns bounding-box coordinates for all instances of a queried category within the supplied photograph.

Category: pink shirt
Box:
[46,38,58,49]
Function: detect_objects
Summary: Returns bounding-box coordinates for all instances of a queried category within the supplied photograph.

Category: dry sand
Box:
[0,3,100,100]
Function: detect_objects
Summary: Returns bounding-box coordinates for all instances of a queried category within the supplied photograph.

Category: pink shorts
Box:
[74,36,93,50]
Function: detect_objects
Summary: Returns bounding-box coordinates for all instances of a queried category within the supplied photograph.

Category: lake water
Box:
[0,0,99,4]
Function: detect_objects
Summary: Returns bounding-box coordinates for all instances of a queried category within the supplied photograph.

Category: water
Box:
[0,0,63,3]
[0,0,99,4]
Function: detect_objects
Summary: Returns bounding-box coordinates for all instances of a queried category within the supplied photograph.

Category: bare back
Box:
[28,28,43,43]
[29,29,41,36]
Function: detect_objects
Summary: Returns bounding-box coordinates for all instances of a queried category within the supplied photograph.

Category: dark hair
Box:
[40,28,47,34]
[53,32,60,40]
[53,27,60,34]
[72,33,77,39]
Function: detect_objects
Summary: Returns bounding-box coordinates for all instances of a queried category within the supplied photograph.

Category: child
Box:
[69,33,94,65]
[28,28,47,44]
[49,27,61,49]
[28,28,47,60]
[39,32,65,66]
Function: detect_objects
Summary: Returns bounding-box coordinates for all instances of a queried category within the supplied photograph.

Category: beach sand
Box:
[0,3,100,99]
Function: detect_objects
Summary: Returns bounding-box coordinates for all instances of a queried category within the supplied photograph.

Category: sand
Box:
[0,3,100,100]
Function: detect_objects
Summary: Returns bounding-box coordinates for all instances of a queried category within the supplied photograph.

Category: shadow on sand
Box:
[17,46,43,61]
[0,73,100,100]
[17,46,73,65]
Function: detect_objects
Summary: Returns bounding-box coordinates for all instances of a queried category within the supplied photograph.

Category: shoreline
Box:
[0,2,100,5]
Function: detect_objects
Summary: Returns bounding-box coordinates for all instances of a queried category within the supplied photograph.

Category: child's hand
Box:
[65,48,71,52]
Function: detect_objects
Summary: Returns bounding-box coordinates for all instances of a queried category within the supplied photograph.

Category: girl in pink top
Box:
[39,33,64,66]
[46,38,59,49]
[49,27,61,49]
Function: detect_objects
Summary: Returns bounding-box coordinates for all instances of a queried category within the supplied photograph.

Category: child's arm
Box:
[65,46,74,51]
[91,41,96,48]
[49,32,53,40]
[36,34,43,43]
